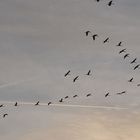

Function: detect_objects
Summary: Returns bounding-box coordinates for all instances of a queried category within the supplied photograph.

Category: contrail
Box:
[52,104,128,110]
[0,101,128,110]
[0,76,40,89]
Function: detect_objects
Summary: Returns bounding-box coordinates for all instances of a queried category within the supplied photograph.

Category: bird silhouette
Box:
[103,37,109,43]
[124,53,129,59]
[0,104,4,108]
[48,102,52,106]
[3,114,8,118]
[64,96,69,99]
[64,70,70,77]
[119,49,126,54]
[105,92,110,97]
[86,94,92,97]
[117,91,126,95]
[117,42,122,46]
[130,58,137,64]
[73,95,78,98]
[86,70,91,76]
[134,64,140,70]
[73,76,79,82]
[35,101,39,106]
[59,98,63,103]
[92,34,98,40]
[108,1,114,6]
[128,77,133,82]
[14,102,18,106]
[85,31,91,36]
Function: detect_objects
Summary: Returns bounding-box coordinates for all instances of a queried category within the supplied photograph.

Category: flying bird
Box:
[85,31,91,36]
[92,34,98,40]
[64,70,70,77]
[124,53,130,59]
[73,76,79,82]
[14,102,18,106]
[128,77,133,82]
[130,58,137,64]
[119,49,126,54]
[3,114,8,118]
[117,42,122,47]
[117,91,126,95]
[105,92,110,97]
[108,1,114,6]
[35,101,39,106]
[64,96,69,99]
[59,98,63,103]
[48,102,52,106]
[86,70,91,76]
[134,64,140,70]
[103,37,109,43]
[86,94,92,97]
[73,95,78,98]
[0,104,4,108]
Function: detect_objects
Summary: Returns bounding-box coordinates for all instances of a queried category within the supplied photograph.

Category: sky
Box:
[0,0,140,139]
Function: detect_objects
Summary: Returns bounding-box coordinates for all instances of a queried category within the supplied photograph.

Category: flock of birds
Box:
[0,91,94,118]
[0,0,139,119]
[1,56,139,119]
[85,30,140,77]
[0,88,126,118]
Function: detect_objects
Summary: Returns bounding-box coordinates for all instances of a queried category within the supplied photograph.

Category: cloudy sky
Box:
[0,0,140,139]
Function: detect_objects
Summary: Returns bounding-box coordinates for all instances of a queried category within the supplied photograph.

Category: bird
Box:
[14,102,18,106]
[105,92,110,97]
[92,34,98,40]
[117,91,126,95]
[0,104,4,108]
[73,76,79,82]
[3,114,8,118]
[134,64,140,70]
[86,70,91,76]
[119,49,126,54]
[103,37,109,43]
[95,0,100,2]
[64,70,70,77]
[117,42,122,47]
[73,95,78,98]
[59,98,63,103]
[130,58,137,64]
[64,96,69,99]
[124,53,130,59]
[85,31,91,36]
[35,101,39,106]
[48,102,52,106]
[86,94,92,97]
[108,1,114,6]
[128,77,133,82]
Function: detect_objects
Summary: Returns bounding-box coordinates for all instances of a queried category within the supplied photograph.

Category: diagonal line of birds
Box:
[0,101,127,110]
[85,30,140,85]
[0,88,130,118]
[0,101,128,118]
